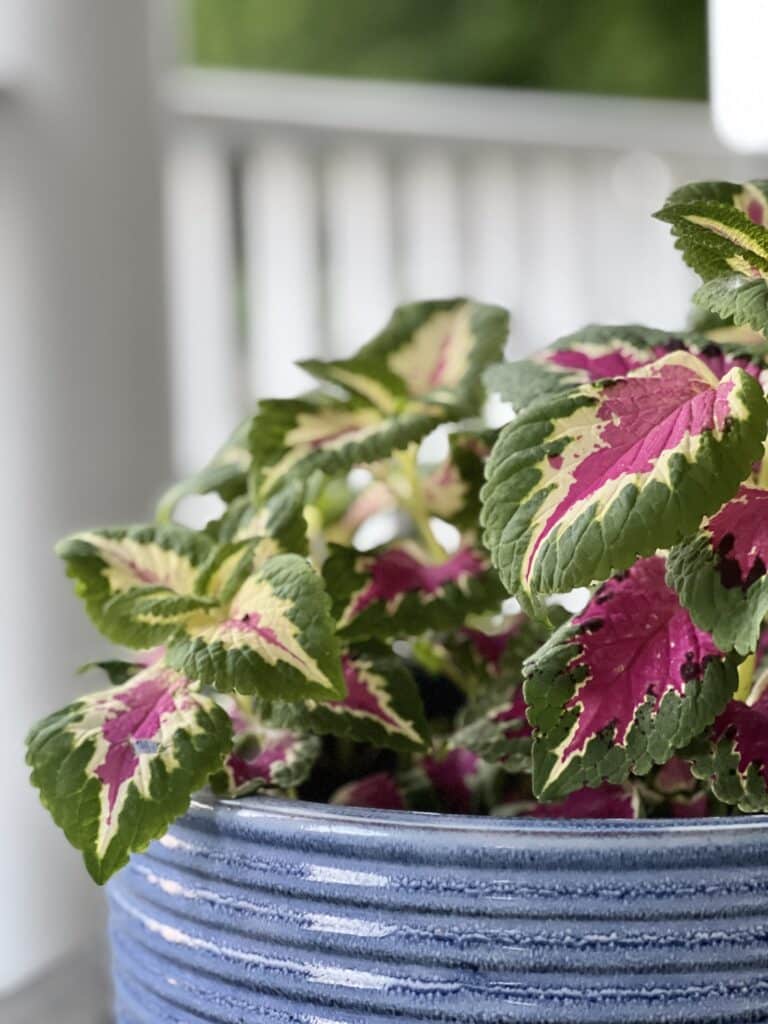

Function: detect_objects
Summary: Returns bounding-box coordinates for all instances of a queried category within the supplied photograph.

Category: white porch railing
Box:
[162,69,766,475]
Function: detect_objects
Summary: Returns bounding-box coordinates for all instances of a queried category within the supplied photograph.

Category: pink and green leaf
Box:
[485,324,768,412]
[330,771,407,811]
[667,484,768,655]
[417,748,489,815]
[653,755,699,796]
[450,685,532,771]
[686,675,768,813]
[248,393,441,500]
[168,553,345,701]
[668,791,711,817]
[481,351,768,610]
[194,536,284,603]
[214,479,309,556]
[656,179,768,334]
[449,609,569,713]
[56,525,216,647]
[525,556,738,801]
[324,541,506,643]
[289,643,430,752]
[521,782,641,819]
[330,750,498,816]
[210,696,319,798]
[656,180,768,278]
[25,660,232,884]
[299,299,509,417]
[648,756,711,816]
[445,613,568,769]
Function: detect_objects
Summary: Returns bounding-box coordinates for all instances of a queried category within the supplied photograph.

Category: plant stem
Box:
[396,445,447,562]
[736,653,756,702]
[757,447,768,490]
[303,504,326,571]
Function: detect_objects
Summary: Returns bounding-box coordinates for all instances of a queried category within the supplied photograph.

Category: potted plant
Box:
[27,178,768,1022]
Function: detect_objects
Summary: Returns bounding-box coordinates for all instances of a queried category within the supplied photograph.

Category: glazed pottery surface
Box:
[108,794,768,1023]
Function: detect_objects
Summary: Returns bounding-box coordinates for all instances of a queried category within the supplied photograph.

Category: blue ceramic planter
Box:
[108,794,768,1022]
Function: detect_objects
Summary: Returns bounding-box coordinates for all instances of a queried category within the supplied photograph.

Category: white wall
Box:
[0,0,171,993]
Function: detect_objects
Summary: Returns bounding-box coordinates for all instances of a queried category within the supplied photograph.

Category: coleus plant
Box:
[27,182,768,885]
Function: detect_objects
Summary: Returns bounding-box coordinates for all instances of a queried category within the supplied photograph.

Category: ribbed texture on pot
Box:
[108,795,768,1023]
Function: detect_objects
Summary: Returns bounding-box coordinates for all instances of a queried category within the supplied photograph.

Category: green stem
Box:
[736,653,756,702]
[757,447,768,490]
[303,504,326,571]
[396,446,447,562]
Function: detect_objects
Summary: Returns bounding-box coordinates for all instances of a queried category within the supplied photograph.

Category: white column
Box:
[0,0,170,993]
[709,0,768,153]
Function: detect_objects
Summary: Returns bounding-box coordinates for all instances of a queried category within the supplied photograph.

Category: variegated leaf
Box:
[448,609,569,767]
[26,660,232,883]
[214,480,308,556]
[657,182,768,280]
[667,484,768,655]
[79,647,166,687]
[422,430,495,530]
[249,393,440,500]
[195,536,283,602]
[693,276,768,338]
[299,299,508,417]
[656,180,768,334]
[291,644,429,752]
[324,540,506,642]
[56,525,216,647]
[450,685,531,771]
[417,748,496,815]
[210,695,319,798]
[653,755,699,796]
[156,418,251,523]
[79,659,144,686]
[668,791,711,817]
[521,782,640,819]
[686,674,768,813]
[482,352,768,610]
[451,609,569,716]
[330,771,407,811]
[693,306,768,347]
[485,324,768,412]
[644,756,711,817]
[525,556,737,801]
[168,553,344,701]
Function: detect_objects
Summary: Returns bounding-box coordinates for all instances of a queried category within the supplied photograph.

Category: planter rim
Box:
[190,790,768,840]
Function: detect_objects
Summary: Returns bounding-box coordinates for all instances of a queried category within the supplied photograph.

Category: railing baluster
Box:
[324,144,395,355]
[516,154,589,346]
[463,151,521,348]
[399,149,463,300]
[243,140,320,400]
[165,133,241,475]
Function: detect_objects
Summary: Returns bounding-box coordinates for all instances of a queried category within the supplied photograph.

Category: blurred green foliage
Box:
[188,0,707,99]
